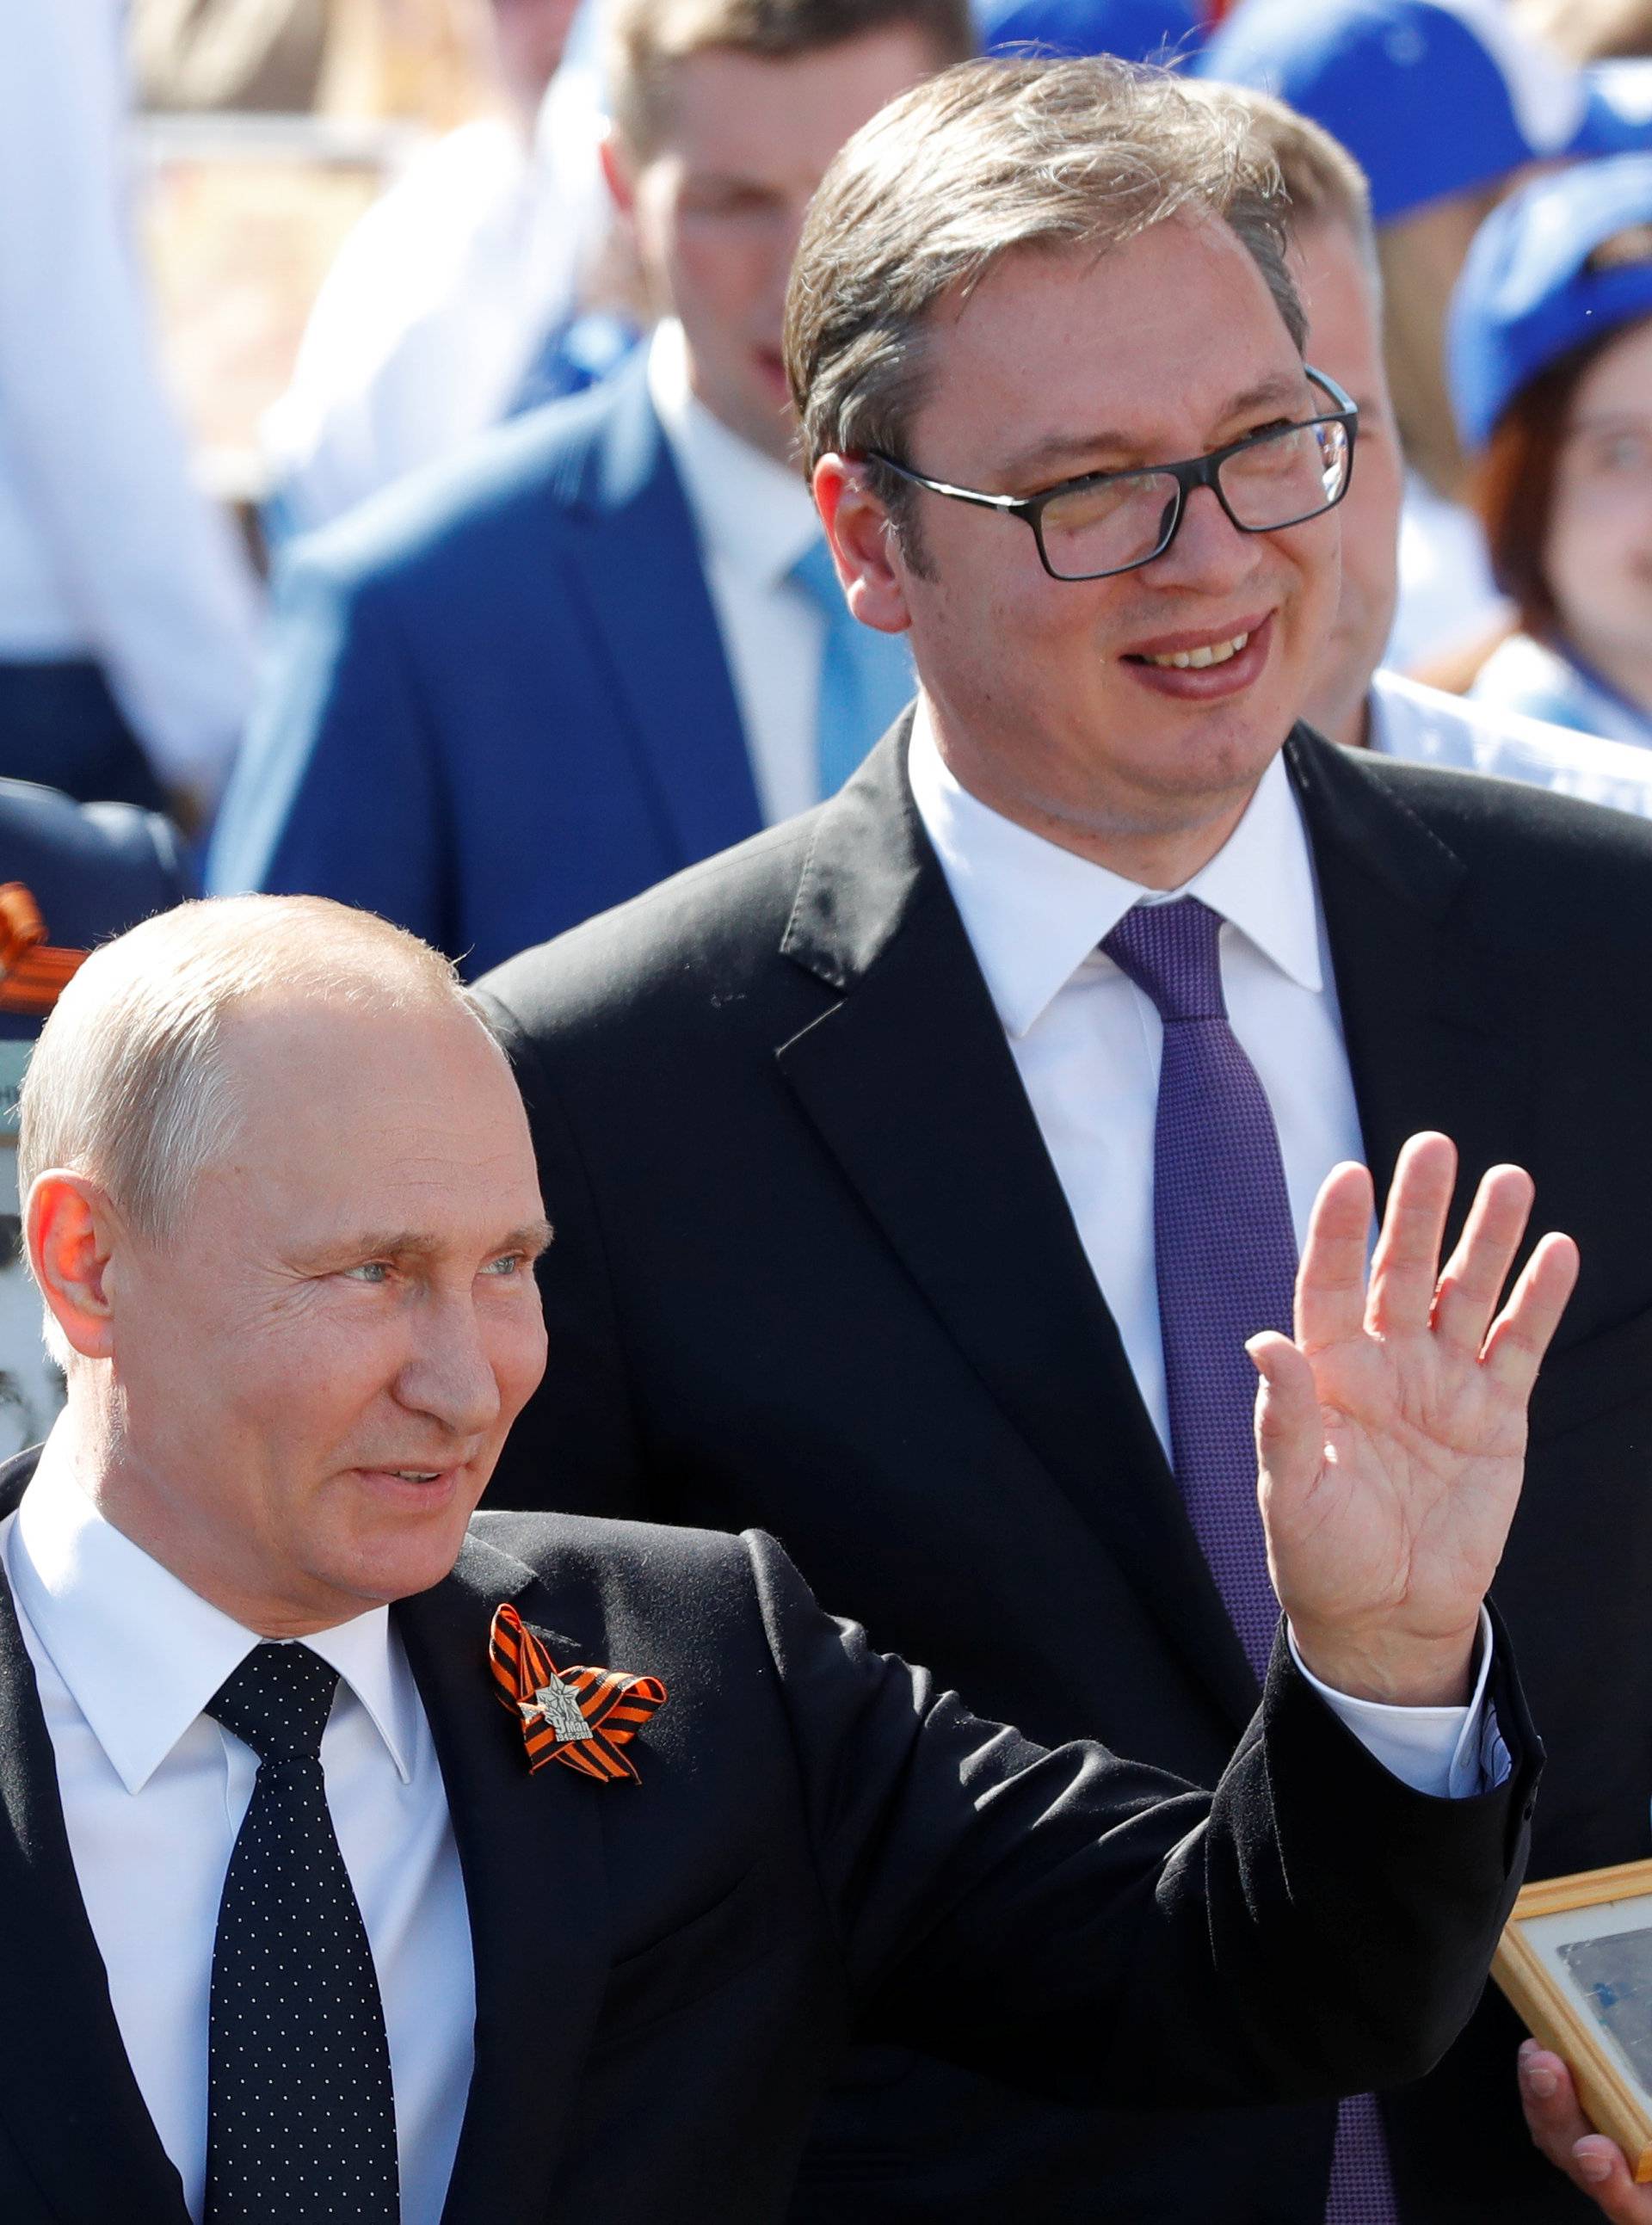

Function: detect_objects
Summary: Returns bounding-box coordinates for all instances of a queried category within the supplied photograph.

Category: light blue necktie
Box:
[790,538,916,798]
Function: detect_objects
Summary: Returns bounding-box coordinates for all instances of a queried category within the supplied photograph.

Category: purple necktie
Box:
[1102,896,1399,2225]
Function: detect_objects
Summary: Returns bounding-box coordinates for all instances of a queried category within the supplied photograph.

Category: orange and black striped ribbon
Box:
[0,884,86,1015]
[488,1600,668,1783]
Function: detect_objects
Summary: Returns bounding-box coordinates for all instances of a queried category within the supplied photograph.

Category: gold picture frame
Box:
[1495,1858,1652,2183]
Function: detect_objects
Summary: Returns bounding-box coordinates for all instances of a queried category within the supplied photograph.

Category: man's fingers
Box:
[1294,1160,1374,1352]
[1482,1231,1581,1397]
[1248,1329,1321,1513]
[1519,2045,1652,2217]
[1429,1162,1534,1355]
[1365,1132,1456,1336]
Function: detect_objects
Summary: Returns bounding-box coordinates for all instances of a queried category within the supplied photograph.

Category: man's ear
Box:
[26,1171,121,1361]
[814,456,914,637]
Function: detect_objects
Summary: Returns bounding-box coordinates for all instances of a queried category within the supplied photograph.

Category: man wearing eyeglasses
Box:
[478,56,1652,2225]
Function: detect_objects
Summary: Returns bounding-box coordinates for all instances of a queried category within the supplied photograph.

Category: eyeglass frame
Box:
[863,366,1359,583]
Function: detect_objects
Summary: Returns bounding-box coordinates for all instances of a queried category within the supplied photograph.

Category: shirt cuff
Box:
[1285,1606,1509,1797]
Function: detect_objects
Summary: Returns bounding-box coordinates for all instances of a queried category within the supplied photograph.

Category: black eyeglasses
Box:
[866,367,1359,582]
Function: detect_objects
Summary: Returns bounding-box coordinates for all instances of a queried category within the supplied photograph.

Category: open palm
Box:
[1250,1132,1578,1706]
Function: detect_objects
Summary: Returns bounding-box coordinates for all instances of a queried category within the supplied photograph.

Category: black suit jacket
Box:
[478,724,1652,2223]
[0,1451,1533,2225]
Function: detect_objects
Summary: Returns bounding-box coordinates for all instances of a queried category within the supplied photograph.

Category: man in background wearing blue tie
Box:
[208,0,968,976]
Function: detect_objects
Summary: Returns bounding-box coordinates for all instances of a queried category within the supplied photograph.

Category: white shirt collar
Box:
[8,1425,417,1793]
[906,698,1323,1039]
[646,318,821,589]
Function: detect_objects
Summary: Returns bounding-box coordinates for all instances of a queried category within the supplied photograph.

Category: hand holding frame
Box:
[1249,1131,1579,1706]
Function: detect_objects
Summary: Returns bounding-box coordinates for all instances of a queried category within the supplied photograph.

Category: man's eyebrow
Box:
[288,1217,555,1268]
[1000,373,1312,484]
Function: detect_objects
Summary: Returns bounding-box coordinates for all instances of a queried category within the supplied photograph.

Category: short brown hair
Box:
[1468,330,1621,642]
[608,0,974,157]
[784,56,1304,498]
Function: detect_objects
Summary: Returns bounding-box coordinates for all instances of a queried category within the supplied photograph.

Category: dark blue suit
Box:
[0,778,190,1043]
[208,356,762,977]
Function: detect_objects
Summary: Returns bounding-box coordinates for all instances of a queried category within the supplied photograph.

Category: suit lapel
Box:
[776,738,1259,1727]
[0,1454,190,2225]
[563,359,763,866]
[1289,730,1534,1233]
[396,1532,609,2224]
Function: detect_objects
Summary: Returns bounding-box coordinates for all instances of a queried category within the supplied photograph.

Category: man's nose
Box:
[394,1291,502,1439]
[1151,483,1265,594]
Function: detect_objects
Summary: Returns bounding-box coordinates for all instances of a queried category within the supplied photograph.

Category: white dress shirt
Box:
[3,1430,474,2225]
[0,0,261,792]
[1372,668,1652,809]
[907,702,1497,1796]
[648,320,829,824]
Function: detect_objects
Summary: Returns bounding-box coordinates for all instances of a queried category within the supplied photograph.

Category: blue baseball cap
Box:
[1448,152,1652,448]
[1197,0,1652,225]
[976,0,1202,63]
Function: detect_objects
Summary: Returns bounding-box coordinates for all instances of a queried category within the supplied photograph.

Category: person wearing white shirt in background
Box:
[1205,83,1652,817]
[0,1,261,816]
[263,0,603,539]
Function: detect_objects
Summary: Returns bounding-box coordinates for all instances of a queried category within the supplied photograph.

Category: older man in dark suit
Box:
[0,891,1570,2224]
[478,54,1650,2225]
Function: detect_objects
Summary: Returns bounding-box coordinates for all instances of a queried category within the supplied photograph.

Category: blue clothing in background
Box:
[207,354,762,979]
[977,0,1199,61]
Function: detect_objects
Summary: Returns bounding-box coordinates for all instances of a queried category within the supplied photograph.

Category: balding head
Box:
[20,895,494,1242]
[20,898,550,1636]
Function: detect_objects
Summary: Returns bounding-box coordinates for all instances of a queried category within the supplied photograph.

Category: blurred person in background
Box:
[1215,81,1652,809]
[262,0,604,536]
[1513,0,1652,64]
[0,780,190,1459]
[210,0,971,975]
[1449,153,1652,751]
[0,3,262,817]
[1198,0,1652,672]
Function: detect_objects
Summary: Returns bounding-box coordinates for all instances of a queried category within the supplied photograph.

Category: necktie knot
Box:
[207,1643,339,1765]
[1103,895,1227,1024]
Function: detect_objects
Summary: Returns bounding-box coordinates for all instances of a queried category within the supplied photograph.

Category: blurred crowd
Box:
[5,0,1652,847]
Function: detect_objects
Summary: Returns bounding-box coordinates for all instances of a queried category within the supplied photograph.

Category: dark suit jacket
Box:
[0,1449,1534,2224]
[478,723,1652,2223]
[206,354,763,977]
[0,776,190,1042]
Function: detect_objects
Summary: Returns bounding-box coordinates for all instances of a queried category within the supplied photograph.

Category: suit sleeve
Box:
[205,549,451,952]
[744,1531,1538,2111]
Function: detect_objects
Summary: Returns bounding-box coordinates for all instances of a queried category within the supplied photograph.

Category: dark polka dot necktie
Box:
[1102,897,1398,2225]
[204,1643,400,2224]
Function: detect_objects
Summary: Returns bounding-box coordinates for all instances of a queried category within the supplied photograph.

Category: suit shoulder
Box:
[275,383,623,605]
[0,780,189,938]
[1359,740,1652,865]
[470,1507,764,1599]
[478,810,824,1036]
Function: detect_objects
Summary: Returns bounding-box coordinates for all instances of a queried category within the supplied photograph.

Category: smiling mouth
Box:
[1133,631,1252,671]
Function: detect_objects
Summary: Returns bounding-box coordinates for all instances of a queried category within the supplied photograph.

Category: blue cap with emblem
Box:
[1447,151,1652,450]
[1195,0,1652,225]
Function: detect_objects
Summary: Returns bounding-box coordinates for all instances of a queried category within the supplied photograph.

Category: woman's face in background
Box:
[1544,315,1652,709]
